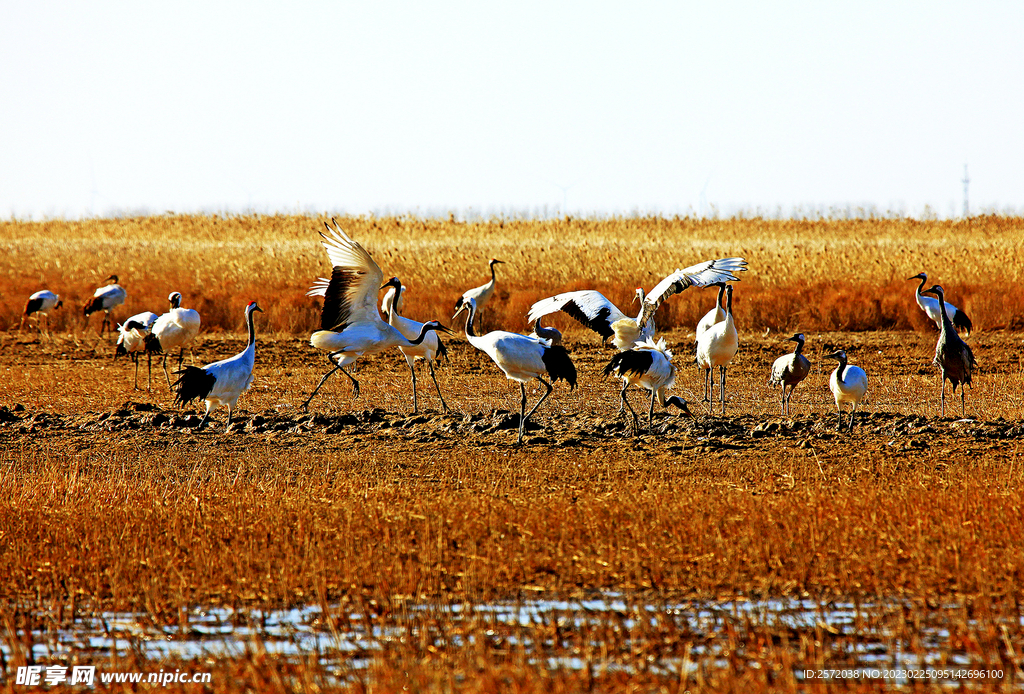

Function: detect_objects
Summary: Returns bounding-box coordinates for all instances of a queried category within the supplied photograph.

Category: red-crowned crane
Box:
[909,272,972,335]
[826,349,868,432]
[454,258,505,331]
[83,275,126,336]
[114,311,159,390]
[301,221,453,411]
[454,297,576,444]
[20,290,62,332]
[922,285,977,417]
[146,292,202,389]
[603,337,692,435]
[528,257,747,352]
[172,301,263,431]
[767,333,811,415]
[380,278,450,414]
[696,283,738,414]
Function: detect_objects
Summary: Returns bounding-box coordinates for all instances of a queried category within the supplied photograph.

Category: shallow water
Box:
[6,593,1019,688]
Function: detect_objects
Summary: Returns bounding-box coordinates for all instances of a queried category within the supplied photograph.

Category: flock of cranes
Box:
[16,222,978,437]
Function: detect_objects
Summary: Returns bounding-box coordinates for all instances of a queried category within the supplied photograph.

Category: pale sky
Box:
[2,1,1021,220]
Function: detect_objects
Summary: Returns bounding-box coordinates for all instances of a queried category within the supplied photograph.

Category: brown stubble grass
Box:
[3,215,1024,691]
[3,214,1024,335]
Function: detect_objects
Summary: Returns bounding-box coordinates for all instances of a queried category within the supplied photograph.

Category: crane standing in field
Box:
[696,283,739,415]
[528,258,747,352]
[146,292,202,389]
[173,301,263,431]
[603,337,692,435]
[114,311,159,390]
[826,349,869,432]
[380,278,450,414]
[83,275,126,336]
[908,272,972,335]
[455,297,576,444]
[767,333,811,415]
[922,285,977,417]
[454,258,505,332]
[20,290,62,333]
[302,220,453,411]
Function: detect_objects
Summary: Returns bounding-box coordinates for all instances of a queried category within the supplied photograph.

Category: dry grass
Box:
[2,215,1024,691]
[3,215,1024,336]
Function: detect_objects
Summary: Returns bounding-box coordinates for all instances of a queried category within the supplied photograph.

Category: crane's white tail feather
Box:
[639,257,747,329]
[172,366,216,407]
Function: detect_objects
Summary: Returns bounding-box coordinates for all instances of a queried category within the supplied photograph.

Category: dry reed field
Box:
[2,215,1024,692]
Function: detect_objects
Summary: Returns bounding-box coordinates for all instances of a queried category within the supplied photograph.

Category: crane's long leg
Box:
[162,355,173,389]
[719,366,727,415]
[836,404,844,432]
[197,402,213,431]
[939,374,946,417]
[147,352,153,392]
[849,402,858,431]
[704,368,714,414]
[959,383,966,417]
[225,404,233,431]
[524,377,553,422]
[619,382,640,434]
[518,383,528,444]
[404,355,419,414]
[301,352,358,411]
[427,361,449,413]
[133,354,140,391]
[177,348,185,373]
[647,388,657,431]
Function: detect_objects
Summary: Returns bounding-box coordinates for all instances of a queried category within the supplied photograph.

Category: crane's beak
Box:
[437,324,455,335]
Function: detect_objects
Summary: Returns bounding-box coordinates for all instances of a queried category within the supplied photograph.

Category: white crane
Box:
[767,333,811,415]
[301,221,453,411]
[454,258,505,331]
[826,349,868,431]
[380,277,450,414]
[528,257,747,352]
[172,301,263,431]
[20,290,62,332]
[454,297,577,444]
[695,282,727,338]
[908,272,972,335]
[696,283,739,414]
[147,292,202,388]
[922,285,977,417]
[114,311,159,390]
[83,275,126,336]
[602,336,692,434]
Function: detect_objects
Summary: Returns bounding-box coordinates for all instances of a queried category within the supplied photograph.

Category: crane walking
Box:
[454,297,576,444]
[767,333,811,415]
[380,278,450,414]
[146,292,202,389]
[603,337,692,434]
[20,290,62,333]
[83,275,126,336]
[173,301,263,431]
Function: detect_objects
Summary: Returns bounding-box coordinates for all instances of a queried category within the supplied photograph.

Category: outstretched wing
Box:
[307,220,385,331]
[527,290,628,341]
[639,257,747,329]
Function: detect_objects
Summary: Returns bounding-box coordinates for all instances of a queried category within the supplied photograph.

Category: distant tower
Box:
[962,164,970,218]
